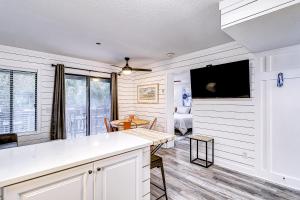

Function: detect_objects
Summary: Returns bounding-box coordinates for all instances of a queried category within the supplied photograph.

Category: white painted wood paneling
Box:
[118,73,137,119]
[0,44,116,146]
[256,44,300,190]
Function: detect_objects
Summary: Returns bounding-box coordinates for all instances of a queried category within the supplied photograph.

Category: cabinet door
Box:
[94,150,142,200]
[3,164,93,200]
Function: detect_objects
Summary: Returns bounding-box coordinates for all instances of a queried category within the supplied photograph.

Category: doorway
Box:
[166,70,193,141]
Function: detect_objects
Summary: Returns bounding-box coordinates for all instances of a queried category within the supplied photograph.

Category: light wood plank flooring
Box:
[150,139,300,200]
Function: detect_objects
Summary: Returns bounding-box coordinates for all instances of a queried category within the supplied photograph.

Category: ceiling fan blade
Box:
[131,68,152,72]
[110,64,122,68]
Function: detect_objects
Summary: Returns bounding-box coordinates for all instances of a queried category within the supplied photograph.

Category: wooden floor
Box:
[150,139,300,200]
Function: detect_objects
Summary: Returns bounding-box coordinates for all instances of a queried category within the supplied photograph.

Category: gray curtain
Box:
[50,64,66,140]
[111,72,119,120]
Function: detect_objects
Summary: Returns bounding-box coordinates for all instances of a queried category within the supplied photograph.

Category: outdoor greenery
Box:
[65,75,111,137]
[0,70,36,134]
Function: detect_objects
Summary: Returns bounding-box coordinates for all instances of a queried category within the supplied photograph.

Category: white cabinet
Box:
[3,163,94,200]
[94,150,142,200]
[3,150,145,200]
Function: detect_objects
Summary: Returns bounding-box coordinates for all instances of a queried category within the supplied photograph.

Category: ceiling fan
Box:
[111,57,152,75]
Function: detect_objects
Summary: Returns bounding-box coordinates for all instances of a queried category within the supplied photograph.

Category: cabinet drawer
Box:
[221,0,296,27]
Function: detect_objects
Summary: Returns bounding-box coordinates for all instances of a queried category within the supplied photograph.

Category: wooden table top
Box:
[111,118,150,127]
[122,128,175,146]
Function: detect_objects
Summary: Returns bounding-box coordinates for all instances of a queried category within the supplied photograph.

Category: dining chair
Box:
[149,117,157,130]
[104,118,113,132]
[0,133,18,150]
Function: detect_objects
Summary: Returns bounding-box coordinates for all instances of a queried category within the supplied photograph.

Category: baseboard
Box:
[215,160,300,191]
[257,170,300,191]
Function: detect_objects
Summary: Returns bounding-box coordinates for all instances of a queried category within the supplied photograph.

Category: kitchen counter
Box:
[0,131,151,188]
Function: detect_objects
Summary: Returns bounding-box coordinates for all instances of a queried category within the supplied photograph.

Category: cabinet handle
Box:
[88,170,93,174]
[97,167,101,171]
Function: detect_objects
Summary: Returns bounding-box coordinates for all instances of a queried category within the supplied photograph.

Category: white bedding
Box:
[174,113,193,135]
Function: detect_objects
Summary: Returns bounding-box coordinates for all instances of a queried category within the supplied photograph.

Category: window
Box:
[65,75,111,138]
[0,69,37,134]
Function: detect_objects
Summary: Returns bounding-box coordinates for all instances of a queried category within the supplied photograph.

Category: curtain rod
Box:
[51,64,115,75]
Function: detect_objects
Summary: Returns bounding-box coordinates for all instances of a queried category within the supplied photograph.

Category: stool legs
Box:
[160,163,168,200]
[151,156,168,200]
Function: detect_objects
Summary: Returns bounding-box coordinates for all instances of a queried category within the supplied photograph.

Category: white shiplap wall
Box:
[0,45,115,146]
[118,73,137,119]
[134,72,168,132]
[118,71,168,132]
[120,42,257,172]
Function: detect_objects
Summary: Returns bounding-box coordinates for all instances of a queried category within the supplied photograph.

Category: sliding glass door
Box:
[65,75,87,138]
[65,75,111,138]
[90,78,111,135]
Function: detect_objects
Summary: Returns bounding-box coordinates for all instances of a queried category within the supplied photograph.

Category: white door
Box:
[3,163,94,200]
[94,150,142,200]
[261,69,300,179]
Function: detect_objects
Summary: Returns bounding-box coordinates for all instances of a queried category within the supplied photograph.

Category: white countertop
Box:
[0,131,151,188]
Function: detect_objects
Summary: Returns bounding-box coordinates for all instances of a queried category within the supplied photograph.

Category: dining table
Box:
[110,118,150,128]
[122,128,175,155]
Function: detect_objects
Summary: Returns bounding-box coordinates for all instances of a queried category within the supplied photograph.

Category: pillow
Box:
[176,106,190,114]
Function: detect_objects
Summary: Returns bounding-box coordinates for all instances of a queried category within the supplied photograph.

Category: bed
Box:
[174,107,193,135]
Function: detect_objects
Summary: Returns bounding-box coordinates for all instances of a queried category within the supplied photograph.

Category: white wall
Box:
[119,41,300,190]
[255,44,300,190]
[125,42,255,171]
[0,44,115,146]
[118,73,137,119]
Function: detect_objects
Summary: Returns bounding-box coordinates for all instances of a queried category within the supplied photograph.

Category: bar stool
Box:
[0,133,18,150]
[151,154,168,200]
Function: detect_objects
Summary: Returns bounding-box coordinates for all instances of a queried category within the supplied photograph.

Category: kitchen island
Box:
[0,131,152,200]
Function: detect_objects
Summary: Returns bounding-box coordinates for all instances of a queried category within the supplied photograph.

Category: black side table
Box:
[189,135,214,168]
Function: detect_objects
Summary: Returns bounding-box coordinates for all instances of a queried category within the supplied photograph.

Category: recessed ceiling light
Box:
[167,52,175,58]
[96,42,101,45]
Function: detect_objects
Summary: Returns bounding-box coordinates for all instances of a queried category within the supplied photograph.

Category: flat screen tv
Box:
[190,60,250,98]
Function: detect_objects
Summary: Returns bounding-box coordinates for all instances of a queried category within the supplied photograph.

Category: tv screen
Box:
[190,60,250,98]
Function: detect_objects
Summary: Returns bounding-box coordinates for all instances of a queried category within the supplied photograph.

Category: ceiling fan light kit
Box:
[122,66,132,75]
[113,57,152,75]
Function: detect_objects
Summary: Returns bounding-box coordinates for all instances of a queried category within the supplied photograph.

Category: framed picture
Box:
[182,87,192,107]
[137,84,159,104]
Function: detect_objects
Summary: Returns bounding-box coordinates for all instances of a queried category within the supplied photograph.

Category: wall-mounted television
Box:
[190,60,250,98]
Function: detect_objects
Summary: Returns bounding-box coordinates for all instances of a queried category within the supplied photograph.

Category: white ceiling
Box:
[0,0,232,66]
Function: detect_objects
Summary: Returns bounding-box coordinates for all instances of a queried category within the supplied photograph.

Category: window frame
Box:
[0,68,38,135]
[65,73,111,136]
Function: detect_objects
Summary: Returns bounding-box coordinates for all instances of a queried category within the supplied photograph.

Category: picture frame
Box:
[137,83,159,104]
